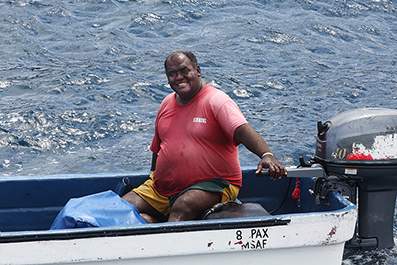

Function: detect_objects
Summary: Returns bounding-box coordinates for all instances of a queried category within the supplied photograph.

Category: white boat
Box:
[0,167,357,265]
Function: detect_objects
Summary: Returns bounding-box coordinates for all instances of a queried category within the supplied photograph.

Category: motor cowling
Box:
[314,108,397,249]
[315,107,397,167]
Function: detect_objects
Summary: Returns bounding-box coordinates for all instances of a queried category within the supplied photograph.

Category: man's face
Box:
[165,53,202,104]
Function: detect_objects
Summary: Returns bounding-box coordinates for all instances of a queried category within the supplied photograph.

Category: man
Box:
[122,51,287,223]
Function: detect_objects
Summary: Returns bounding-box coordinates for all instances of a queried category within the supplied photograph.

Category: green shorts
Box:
[133,172,240,216]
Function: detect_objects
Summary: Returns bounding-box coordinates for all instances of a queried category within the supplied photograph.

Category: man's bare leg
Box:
[168,189,221,222]
[122,191,167,223]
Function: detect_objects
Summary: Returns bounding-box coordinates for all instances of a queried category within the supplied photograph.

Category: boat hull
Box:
[0,168,357,264]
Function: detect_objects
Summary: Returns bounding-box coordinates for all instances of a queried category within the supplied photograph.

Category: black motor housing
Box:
[314,108,397,249]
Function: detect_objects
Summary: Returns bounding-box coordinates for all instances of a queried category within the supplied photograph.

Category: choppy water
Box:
[1,0,396,263]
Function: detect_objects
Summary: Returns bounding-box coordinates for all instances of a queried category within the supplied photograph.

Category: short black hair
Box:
[164,51,198,70]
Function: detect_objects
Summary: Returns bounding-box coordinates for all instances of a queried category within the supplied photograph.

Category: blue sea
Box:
[0,0,396,263]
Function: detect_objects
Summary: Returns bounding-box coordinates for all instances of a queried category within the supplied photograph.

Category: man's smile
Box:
[177,82,187,87]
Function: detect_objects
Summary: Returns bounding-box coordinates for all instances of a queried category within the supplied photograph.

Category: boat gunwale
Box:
[0,217,291,244]
[0,171,151,182]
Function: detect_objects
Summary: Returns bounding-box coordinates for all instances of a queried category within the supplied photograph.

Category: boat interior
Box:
[0,167,349,233]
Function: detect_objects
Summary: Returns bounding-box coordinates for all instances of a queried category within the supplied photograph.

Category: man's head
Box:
[164,51,198,70]
[164,51,206,105]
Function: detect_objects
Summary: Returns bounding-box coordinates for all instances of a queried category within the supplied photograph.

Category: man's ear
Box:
[197,65,202,77]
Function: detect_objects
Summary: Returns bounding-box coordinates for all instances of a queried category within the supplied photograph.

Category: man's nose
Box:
[175,71,184,80]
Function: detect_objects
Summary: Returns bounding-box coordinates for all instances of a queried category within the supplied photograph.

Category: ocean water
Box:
[0,0,396,263]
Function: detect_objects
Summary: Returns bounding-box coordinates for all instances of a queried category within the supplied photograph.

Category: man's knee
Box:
[168,190,221,222]
[168,204,195,222]
[122,191,143,208]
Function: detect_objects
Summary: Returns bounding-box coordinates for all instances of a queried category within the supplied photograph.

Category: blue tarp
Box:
[50,190,147,229]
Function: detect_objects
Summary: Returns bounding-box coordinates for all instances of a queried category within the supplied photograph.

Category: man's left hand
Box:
[255,155,287,180]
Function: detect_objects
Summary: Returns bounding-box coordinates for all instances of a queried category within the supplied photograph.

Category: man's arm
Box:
[233,123,287,179]
[151,152,158,171]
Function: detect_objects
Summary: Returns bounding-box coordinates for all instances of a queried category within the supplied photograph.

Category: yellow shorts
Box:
[133,172,240,216]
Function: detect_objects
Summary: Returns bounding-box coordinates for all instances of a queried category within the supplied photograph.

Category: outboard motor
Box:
[313,108,397,249]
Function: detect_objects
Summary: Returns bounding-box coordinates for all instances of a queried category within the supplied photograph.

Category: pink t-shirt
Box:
[150,84,248,197]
